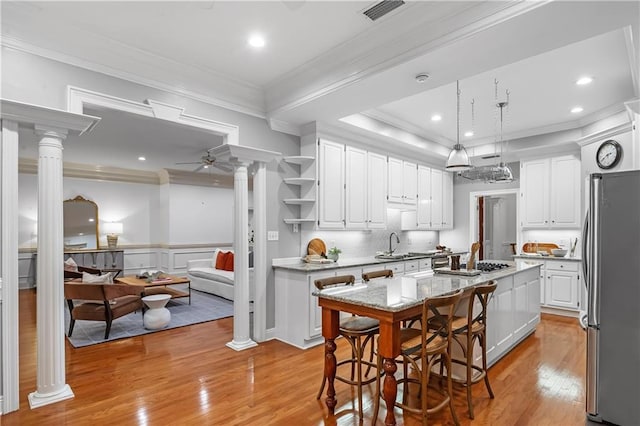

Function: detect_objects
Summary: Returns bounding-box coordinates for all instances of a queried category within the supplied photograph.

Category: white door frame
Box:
[469,188,521,260]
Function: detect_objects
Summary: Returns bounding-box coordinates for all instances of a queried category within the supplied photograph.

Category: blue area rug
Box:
[64,286,233,348]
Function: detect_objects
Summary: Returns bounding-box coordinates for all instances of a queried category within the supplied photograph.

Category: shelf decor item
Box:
[327,246,341,262]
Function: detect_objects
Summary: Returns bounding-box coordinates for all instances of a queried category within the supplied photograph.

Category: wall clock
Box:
[596,139,622,169]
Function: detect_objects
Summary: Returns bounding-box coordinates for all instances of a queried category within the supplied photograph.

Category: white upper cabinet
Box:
[549,156,581,228]
[318,140,387,230]
[430,168,443,229]
[442,171,454,229]
[388,157,417,206]
[366,152,387,228]
[387,157,404,204]
[416,165,432,228]
[403,161,417,205]
[318,139,345,229]
[521,155,580,229]
[345,146,367,228]
[403,165,453,231]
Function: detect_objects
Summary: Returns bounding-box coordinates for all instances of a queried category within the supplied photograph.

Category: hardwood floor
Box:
[4,289,587,425]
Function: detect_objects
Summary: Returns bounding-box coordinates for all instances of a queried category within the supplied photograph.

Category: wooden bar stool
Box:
[373,289,463,426]
[361,269,393,282]
[314,275,380,421]
[436,281,497,419]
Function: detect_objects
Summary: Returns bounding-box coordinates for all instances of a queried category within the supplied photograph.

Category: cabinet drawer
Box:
[385,262,405,275]
[545,260,578,272]
[404,260,419,274]
[419,258,432,270]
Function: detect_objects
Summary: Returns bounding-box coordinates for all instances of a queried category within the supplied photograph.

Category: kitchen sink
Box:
[375,253,409,260]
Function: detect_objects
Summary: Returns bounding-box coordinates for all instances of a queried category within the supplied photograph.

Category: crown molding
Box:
[2,35,266,120]
[576,122,632,147]
[267,117,301,137]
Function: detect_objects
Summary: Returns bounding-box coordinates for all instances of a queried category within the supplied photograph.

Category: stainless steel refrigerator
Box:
[584,170,640,425]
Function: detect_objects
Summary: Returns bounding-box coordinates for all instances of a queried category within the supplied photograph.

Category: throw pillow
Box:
[82,271,113,284]
[215,251,228,270]
[64,257,78,272]
[223,251,234,271]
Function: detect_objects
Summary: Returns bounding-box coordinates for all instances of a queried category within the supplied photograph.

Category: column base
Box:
[226,339,258,351]
[28,384,74,409]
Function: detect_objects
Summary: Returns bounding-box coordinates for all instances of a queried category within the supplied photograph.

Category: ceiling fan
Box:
[175,150,232,173]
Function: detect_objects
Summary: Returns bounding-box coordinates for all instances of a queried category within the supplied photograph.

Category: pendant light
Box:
[445,80,472,171]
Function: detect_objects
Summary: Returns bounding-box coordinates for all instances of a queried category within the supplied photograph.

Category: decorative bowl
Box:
[551,248,567,257]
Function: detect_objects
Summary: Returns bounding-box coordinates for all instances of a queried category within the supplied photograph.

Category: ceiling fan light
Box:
[445,143,472,171]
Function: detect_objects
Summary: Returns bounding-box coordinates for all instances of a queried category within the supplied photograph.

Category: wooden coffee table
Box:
[115,275,191,305]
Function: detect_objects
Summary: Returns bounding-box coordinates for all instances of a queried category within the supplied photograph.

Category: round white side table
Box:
[142,294,171,330]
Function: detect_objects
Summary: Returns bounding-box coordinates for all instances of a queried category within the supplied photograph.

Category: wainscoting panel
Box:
[123,250,159,276]
[18,253,35,288]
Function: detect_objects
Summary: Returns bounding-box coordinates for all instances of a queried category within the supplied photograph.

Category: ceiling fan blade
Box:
[212,163,233,173]
[175,161,202,165]
[193,164,205,172]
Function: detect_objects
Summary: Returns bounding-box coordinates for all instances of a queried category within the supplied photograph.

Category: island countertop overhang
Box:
[313,260,542,313]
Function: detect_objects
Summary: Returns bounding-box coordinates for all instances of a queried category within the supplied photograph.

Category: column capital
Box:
[34,125,68,141]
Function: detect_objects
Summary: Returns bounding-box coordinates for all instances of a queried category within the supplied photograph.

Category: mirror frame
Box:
[63,195,99,250]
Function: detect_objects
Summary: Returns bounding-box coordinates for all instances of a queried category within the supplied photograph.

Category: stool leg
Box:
[355,336,364,420]
[481,330,495,399]
[446,350,461,426]
[466,332,474,419]
[316,375,327,400]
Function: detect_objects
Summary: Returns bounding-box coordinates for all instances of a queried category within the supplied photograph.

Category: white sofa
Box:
[187,251,254,301]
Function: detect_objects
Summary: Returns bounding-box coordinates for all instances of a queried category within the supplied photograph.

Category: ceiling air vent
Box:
[363,0,405,21]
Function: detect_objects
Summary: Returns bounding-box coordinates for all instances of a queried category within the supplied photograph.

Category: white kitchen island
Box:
[273,257,542,367]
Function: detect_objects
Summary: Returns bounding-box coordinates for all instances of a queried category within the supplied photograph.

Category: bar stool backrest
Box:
[362,269,393,282]
[469,281,498,328]
[423,289,464,346]
[314,274,356,290]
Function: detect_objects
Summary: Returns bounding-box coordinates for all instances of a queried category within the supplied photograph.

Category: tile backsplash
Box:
[301,209,439,258]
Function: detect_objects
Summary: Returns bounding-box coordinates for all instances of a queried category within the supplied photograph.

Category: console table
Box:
[32,249,124,284]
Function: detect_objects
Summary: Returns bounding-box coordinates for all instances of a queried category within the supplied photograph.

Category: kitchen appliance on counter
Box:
[584,170,640,425]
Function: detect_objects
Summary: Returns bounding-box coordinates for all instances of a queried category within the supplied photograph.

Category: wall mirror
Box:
[63,196,99,250]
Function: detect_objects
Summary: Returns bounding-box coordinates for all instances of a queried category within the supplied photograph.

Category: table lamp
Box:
[103,222,123,248]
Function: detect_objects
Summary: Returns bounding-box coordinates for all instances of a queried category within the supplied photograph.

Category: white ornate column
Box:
[1,119,20,413]
[252,163,266,342]
[28,126,74,408]
[227,163,257,351]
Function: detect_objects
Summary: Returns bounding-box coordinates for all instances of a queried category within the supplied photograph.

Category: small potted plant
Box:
[327,246,341,262]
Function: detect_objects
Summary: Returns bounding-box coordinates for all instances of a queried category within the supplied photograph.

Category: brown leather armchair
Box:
[64,266,103,279]
[64,282,143,339]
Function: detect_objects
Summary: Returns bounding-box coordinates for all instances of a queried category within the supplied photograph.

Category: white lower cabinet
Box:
[275,263,541,357]
[539,259,580,311]
[486,267,540,366]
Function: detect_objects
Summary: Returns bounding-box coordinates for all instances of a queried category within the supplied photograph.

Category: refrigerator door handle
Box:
[582,213,588,290]
[587,175,601,327]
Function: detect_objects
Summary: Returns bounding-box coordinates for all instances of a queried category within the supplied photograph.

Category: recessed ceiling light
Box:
[576,76,593,85]
[248,34,265,48]
[88,218,94,222]
[431,114,442,122]
[464,131,474,137]
[138,156,146,161]
[571,106,584,114]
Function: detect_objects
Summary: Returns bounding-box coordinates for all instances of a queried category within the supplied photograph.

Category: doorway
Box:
[469,189,519,261]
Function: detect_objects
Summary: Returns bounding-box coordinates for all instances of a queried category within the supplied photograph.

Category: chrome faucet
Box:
[388,232,400,254]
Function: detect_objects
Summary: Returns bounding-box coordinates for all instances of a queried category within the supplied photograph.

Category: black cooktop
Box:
[461,262,510,272]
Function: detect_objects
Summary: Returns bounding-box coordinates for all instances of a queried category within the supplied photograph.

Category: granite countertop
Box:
[312,260,542,312]
[272,251,468,272]
[513,254,582,262]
